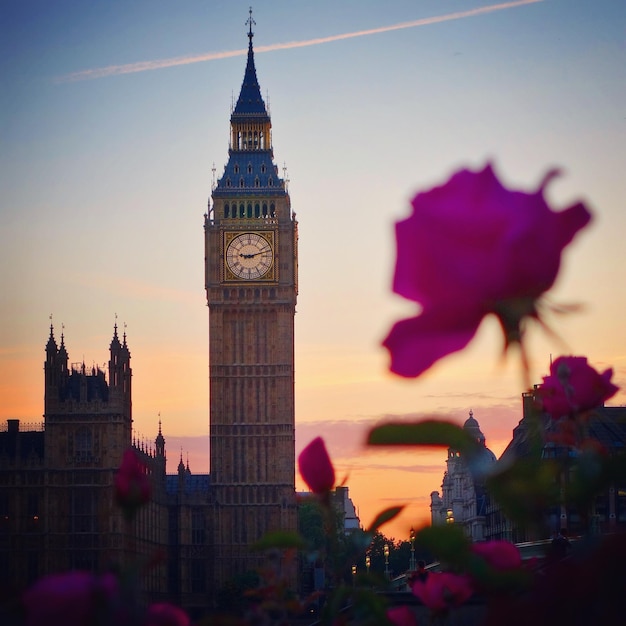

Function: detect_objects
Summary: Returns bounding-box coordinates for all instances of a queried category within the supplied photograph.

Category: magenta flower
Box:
[115,447,152,518]
[472,540,521,571]
[383,164,592,378]
[539,355,619,419]
[387,604,418,626]
[298,437,335,494]
[22,571,118,626]
[411,572,473,613]
[144,602,190,626]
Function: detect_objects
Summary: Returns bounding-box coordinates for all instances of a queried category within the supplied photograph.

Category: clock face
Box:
[225,232,274,280]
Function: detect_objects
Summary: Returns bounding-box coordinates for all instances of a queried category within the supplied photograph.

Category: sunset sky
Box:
[2,0,625,540]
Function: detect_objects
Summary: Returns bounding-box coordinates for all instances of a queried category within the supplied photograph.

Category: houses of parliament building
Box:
[0,15,298,616]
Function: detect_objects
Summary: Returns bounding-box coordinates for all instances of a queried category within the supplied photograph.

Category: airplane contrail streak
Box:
[55,0,543,83]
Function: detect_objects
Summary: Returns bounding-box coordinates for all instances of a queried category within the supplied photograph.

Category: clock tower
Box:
[204,13,298,587]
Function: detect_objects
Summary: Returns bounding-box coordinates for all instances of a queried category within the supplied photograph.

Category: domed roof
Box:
[462,410,497,478]
[463,410,486,443]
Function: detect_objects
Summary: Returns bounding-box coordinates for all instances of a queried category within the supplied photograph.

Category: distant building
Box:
[333,486,361,533]
[485,389,626,542]
[430,411,497,542]
[0,325,213,616]
[429,395,626,546]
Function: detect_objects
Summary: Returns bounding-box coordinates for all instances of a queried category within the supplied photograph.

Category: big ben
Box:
[204,12,298,588]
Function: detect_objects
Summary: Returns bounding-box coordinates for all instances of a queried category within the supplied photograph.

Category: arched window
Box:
[234,164,239,174]
[224,203,230,218]
[239,204,245,218]
[247,204,252,218]
[247,163,252,174]
[239,177,245,188]
[254,177,260,188]
[254,203,260,217]
[270,203,276,217]
[262,203,268,217]
[268,177,273,187]
[226,178,231,187]
[75,427,92,459]
[261,163,266,173]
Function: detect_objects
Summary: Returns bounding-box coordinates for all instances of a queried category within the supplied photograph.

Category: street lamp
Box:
[384,543,390,579]
[446,509,455,524]
[409,527,416,571]
[351,564,357,585]
[365,555,371,574]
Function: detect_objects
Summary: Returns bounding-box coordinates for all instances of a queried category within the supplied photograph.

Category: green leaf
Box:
[367,420,481,457]
[486,458,561,526]
[250,530,307,551]
[414,524,471,565]
[367,506,405,532]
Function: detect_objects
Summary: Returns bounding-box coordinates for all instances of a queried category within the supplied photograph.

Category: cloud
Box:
[55,0,543,83]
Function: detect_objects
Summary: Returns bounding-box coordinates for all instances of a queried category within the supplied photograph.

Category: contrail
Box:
[56,0,543,83]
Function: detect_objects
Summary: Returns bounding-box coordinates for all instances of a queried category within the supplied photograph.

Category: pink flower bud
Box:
[539,356,619,419]
[144,602,190,626]
[298,437,335,494]
[23,571,118,626]
[472,540,521,571]
[411,571,473,613]
[387,604,418,626]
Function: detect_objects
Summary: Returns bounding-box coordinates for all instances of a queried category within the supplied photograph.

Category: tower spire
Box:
[246,6,255,44]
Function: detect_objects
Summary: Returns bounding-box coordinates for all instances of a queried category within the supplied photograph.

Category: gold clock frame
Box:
[223,230,276,282]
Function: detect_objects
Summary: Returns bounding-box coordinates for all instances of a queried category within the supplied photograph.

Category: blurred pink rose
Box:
[539,356,619,419]
[411,571,473,613]
[23,570,118,626]
[387,604,418,626]
[472,540,521,570]
[383,164,591,377]
[144,602,190,626]
[115,448,152,517]
[298,437,335,494]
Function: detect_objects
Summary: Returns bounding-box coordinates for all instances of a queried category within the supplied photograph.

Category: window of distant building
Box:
[71,489,97,533]
[191,507,205,544]
[75,427,92,460]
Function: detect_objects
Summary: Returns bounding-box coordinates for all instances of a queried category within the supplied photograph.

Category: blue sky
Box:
[1,0,625,536]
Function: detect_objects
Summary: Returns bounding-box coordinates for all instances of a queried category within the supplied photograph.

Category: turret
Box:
[109,323,132,419]
[154,420,167,483]
[44,323,59,389]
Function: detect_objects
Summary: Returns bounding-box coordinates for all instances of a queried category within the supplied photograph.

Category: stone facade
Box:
[485,389,626,543]
[0,326,213,617]
[430,411,497,542]
[203,21,298,591]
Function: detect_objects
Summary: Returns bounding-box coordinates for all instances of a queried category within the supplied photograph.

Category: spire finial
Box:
[246,7,255,43]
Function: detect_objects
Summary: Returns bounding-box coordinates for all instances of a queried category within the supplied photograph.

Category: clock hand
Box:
[239,248,271,259]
